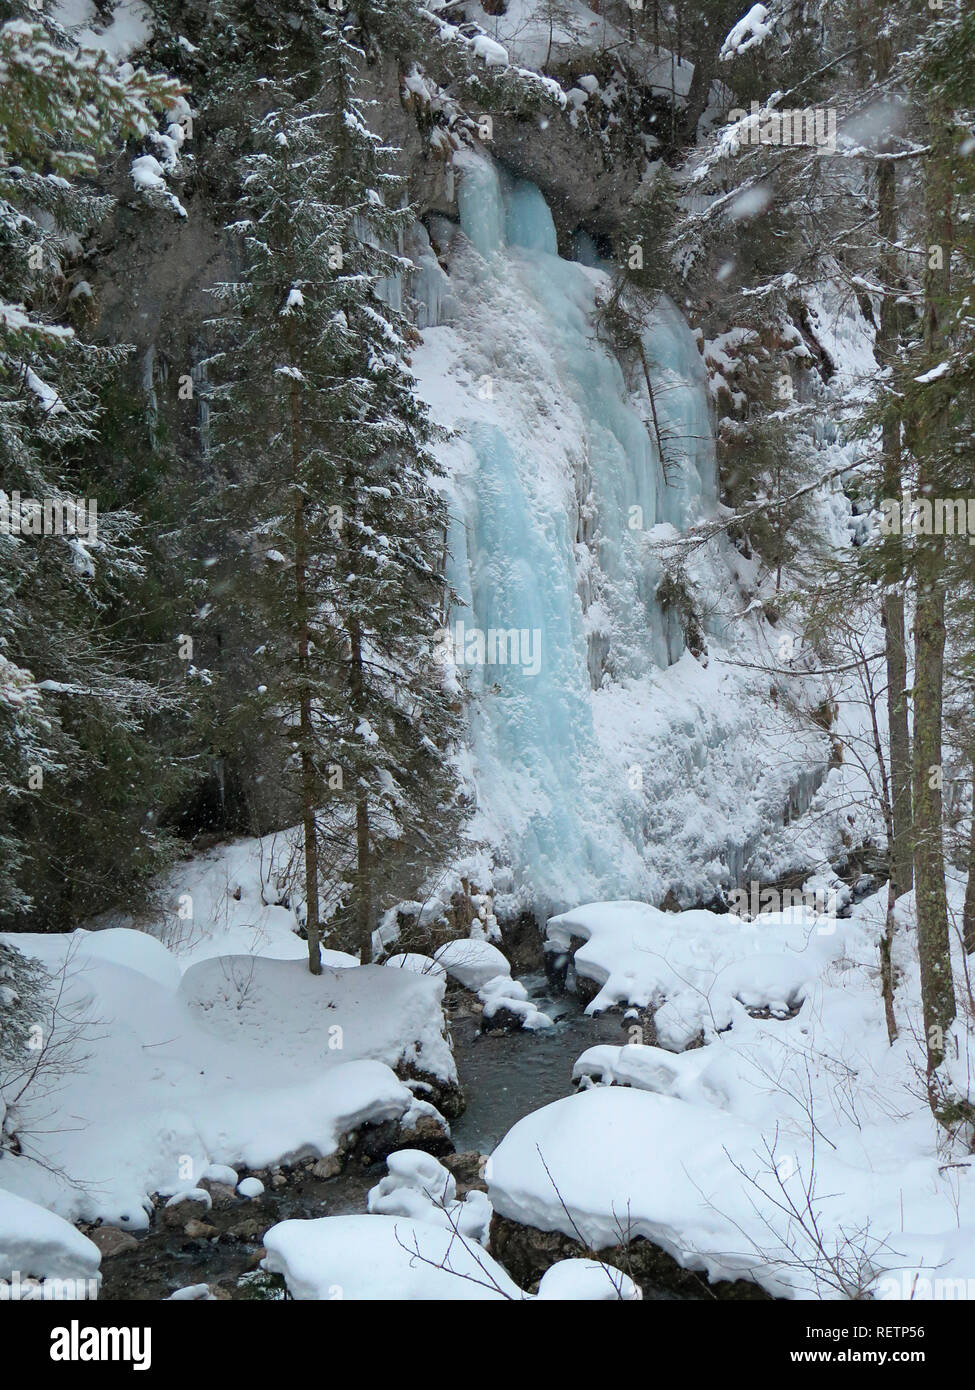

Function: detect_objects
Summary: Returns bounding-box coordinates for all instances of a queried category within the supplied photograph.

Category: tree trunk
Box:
[348,612,372,963]
[964,763,975,954]
[884,582,912,897]
[875,46,913,903]
[291,379,322,976]
[912,98,957,1119]
[912,557,954,1103]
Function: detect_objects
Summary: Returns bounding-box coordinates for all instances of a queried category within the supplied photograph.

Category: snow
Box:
[915,361,950,384]
[164,1187,211,1212]
[72,926,182,992]
[720,5,772,61]
[478,974,554,1030]
[52,0,153,61]
[130,154,167,192]
[264,1214,524,1300]
[366,1150,492,1244]
[412,153,836,913]
[490,887,975,1299]
[0,1188,101,1286]
[179,955,456,1085]
[546,897,842,1031]
[383,952,447,979]
[202,1163,238,1186]
[0,928,451,1228]
[536,1258,641,1300]
[237,1177,264,1198]
[433,937,510,990]
[471,34,508,67]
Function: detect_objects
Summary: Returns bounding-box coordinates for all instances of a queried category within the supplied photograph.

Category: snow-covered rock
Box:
[536,1258,641,1300]
[433,938,511,990]
[263,1214,523,1300]
[546,898,843,1028]
[0,1189,100,1287]
[478,974,554,1031]
[367,1150,492,1244]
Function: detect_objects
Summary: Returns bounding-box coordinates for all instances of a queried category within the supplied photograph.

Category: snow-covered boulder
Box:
[264,1214,523,1300]
[536,1259,642,1300]
[479,975,554,1031]
[0,1189,101,1288]
[367,1150,492,1244]
[545,899,844,1030]
[433,939,510,990]
[487,1085,835,1298]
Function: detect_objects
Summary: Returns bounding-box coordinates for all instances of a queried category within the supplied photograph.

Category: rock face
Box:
[489,1213,772,1300]
[497,910,545,973]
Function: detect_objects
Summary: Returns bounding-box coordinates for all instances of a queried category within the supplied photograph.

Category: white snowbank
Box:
[546,897,843,1035]
[0,932,450,1227]
[493,887,975,1299]
[0,1188,100,1285]
[264,1214,523,1300]
[179,955,456,1084]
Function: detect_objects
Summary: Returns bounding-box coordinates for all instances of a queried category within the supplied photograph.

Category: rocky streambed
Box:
[92,965,773,1301]
[91,972,617,1299]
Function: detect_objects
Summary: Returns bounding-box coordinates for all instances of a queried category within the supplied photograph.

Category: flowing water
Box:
[448,974,621,1153]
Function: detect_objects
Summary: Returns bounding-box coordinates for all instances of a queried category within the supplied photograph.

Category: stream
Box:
[99,973,615,1299]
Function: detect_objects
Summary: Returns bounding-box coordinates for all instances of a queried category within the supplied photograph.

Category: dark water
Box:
[448,974,626,1153]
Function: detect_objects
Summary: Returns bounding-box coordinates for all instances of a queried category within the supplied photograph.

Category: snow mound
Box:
[433,938,510,989]
[72,926,182,992]
[0,1188,100,1286]
[546,898,844,1032]
[479,974,554,1030]
[536,1258,642,1300]
[383,952,447,979]
[367,1150,492,1244]
[179,955,456,1084]
[263,1214,523,1300]
[488,1084,828,1297]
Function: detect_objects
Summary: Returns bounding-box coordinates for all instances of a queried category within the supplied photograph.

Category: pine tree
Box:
[0,12,187,925]
[209,13,461,972]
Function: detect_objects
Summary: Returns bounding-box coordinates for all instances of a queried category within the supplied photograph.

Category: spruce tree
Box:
[0,12,186,925]
[209,12,460,972]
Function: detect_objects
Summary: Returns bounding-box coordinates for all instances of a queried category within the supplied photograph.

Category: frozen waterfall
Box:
[411,152,812,911]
